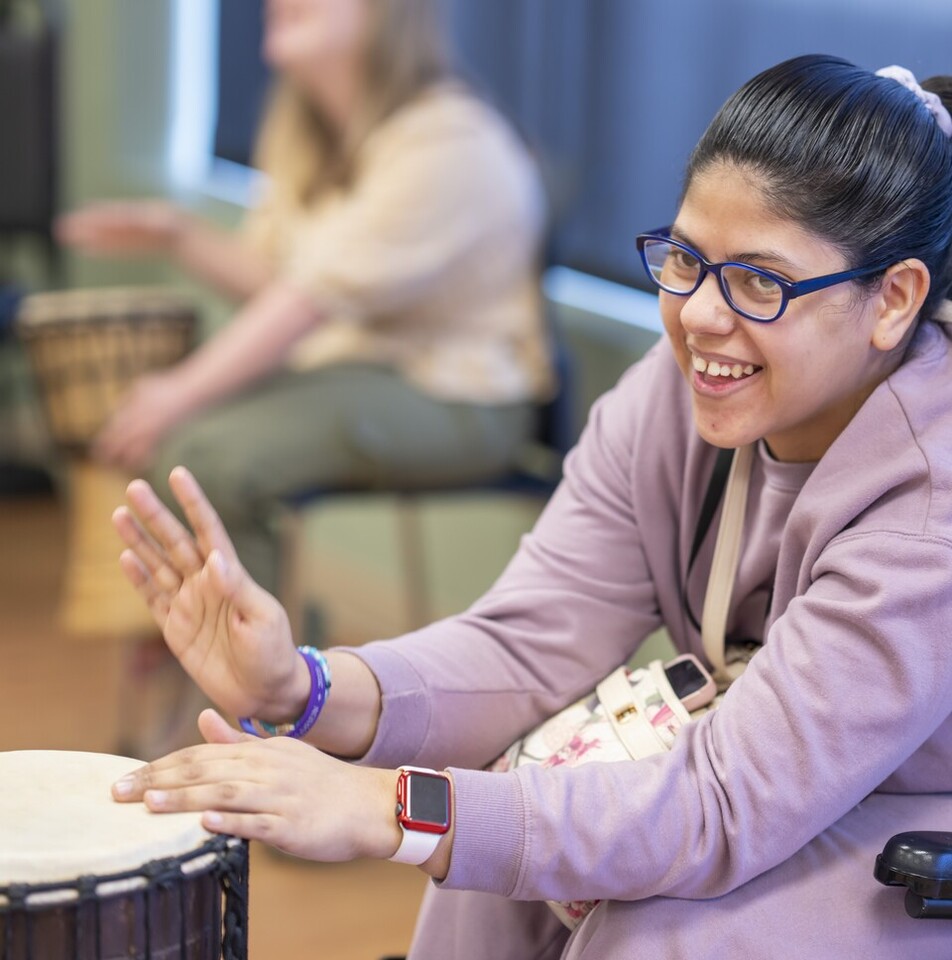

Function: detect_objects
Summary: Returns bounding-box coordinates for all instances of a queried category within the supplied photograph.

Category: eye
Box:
[670,248,700,272]
[744,269,782,298]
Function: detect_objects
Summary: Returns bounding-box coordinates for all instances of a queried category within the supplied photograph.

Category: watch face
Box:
[400,771,450,833]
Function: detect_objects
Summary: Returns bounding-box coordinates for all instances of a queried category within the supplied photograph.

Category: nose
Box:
[677,270,738,336]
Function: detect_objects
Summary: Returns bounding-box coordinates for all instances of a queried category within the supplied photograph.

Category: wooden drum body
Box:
[0,751,248,960]
[15,288,197,638]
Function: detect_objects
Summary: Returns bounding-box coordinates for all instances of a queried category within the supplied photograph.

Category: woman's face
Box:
[662,162,897,462]
[263,0,371,89]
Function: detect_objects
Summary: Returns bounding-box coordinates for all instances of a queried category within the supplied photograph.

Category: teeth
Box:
[692,354,758,379]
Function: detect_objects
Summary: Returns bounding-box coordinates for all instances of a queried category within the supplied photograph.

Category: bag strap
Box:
[688,447,735,575]
[684,447,734,632]
[700,444,755,689]
[596,661,691,760]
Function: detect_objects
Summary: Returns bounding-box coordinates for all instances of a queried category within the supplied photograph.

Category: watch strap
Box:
[390,822,443,865]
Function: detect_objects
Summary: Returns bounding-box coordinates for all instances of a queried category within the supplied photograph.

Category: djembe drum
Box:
[0,750,248,960]
[15,288,197,637]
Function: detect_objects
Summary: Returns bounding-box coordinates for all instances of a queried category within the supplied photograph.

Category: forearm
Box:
[172,215,276,302]
[171,282,322,414]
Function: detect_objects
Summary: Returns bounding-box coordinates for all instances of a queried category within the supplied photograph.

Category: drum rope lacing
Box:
[0,835,249,960]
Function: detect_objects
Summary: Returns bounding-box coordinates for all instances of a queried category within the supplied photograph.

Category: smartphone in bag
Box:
[663,653,717,712]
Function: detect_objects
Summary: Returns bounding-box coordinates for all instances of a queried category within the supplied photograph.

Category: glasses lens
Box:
[721,265,783,321]
[642,240,701,293]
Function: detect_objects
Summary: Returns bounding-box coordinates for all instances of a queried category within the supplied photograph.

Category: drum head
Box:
[0,751,211,885]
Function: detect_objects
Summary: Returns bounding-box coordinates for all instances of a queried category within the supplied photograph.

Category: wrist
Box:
[274,646,312,723]
[370,768,404,861]
[250,644,311,726]
[240,646,330,739]
[168,357,213,412]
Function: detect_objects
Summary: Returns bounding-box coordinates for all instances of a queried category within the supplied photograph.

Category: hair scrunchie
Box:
[875,65,952,138]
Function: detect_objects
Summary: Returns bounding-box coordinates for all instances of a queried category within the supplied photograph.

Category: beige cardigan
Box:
[242,83,554,404]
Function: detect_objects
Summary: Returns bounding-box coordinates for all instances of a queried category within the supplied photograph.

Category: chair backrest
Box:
[503,329,576,494]
[535,332,576,461]
[0,286,23,339]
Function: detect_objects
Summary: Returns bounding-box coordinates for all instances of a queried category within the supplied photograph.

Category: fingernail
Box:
[204,811,223,828]
[145,790,167,808]
[113,777,134,797]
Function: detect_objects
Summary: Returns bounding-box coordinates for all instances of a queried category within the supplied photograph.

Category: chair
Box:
[279,336,576,646]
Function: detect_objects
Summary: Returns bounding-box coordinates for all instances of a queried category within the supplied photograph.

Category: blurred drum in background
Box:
[0,750,248,959]
[15,287,197,638]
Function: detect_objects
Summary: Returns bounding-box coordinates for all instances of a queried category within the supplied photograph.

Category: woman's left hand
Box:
[93,370,192,471]
[112,709,402,863]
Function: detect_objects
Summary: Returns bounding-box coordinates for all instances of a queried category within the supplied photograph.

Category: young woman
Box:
[108,55,952,957]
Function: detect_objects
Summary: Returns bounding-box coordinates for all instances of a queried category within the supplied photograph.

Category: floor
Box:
[0,490,428,959]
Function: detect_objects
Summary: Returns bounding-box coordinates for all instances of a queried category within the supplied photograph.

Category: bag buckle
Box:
[614,704,638,723]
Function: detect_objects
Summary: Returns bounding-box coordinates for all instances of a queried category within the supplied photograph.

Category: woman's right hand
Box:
[112,466,307,723]
[55,200,189,258]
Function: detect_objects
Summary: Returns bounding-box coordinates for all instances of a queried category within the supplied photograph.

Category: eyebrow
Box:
[669,226,800,270]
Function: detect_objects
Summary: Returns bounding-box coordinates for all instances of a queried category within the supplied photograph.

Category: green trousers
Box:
[150,364,535,595]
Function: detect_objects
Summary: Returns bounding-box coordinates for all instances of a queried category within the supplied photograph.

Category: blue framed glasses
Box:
[635,227,889,323]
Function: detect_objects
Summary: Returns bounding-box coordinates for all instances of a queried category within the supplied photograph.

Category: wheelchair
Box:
[875,831,952,919]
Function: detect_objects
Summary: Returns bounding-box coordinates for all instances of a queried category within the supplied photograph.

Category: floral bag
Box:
[488,444,756,929]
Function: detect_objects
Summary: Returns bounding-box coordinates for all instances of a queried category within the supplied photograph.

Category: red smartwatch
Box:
[389,766,452,865]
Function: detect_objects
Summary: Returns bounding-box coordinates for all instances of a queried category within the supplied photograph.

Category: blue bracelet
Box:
[239,646,331,739]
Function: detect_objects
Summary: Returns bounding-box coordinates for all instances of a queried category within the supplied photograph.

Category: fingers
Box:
[167,467,242,568]
[164,470,281,624]
[199,810,289,848]
[112,744,253,803]
[113,505,191,594]
[117,547,172,625]
[120,478,205,579]
[94,424,153,473]
[112,772,280,843]
[55,200,180,253]
[110,741,360,862]
[118,467,252,602]
[111,743,303,855]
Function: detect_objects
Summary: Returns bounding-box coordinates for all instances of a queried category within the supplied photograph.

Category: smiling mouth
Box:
[691,353,761,382]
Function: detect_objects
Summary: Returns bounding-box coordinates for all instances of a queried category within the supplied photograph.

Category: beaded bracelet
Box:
[239,646,331,739]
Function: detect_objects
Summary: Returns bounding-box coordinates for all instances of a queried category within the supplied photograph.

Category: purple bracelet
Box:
[239,646,331,739]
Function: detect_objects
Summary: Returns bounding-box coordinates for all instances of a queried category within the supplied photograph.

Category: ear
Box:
[871,259,931,352]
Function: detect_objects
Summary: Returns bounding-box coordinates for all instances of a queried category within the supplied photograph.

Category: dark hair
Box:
[686,54,952,320]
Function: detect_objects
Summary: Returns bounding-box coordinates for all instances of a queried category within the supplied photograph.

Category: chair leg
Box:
[394,495,429,631]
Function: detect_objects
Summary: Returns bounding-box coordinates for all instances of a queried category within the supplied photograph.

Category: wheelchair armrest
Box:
[875,831,952,919]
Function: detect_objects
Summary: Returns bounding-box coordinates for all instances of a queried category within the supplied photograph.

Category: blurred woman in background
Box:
[58,0,552,756]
